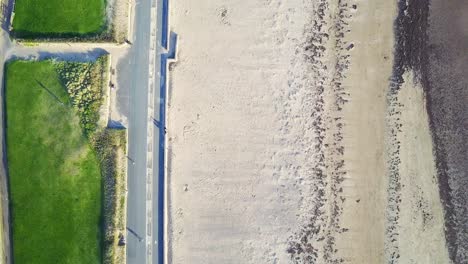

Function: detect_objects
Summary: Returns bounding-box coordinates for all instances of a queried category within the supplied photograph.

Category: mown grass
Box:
[12,0,106,38]
[4,57,117,264]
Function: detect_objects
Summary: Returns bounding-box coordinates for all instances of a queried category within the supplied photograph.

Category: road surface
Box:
[120,0,164,263]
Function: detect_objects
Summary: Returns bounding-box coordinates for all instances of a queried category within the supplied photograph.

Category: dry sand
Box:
[166,0,463,263]
[167,1,311,262]
[335,1,394,262]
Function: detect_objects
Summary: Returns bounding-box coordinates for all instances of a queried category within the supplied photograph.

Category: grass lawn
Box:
[12,0,105,38]
[5,60,102,263]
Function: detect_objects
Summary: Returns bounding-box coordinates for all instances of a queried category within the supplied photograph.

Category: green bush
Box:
[55,56,109,137]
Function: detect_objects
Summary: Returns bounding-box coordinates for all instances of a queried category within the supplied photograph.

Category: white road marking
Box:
[145,4,158,264]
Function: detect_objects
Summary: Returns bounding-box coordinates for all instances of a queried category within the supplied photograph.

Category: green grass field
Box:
[12,0,105,38]
[5,60,102,263]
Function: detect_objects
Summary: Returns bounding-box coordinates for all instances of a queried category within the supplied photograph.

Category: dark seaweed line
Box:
[287,1,331,262]
[287,0,354,263]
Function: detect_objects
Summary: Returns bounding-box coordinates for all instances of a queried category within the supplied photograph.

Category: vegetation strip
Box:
[94,129,127,264]
[5,56,126,263]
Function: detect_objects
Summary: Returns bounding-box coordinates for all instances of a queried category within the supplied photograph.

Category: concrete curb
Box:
[122,124,129,264]
[162,33,176,264]
[16,42,129,49]
[0,63,11,264]
[0,31,13,264]
[159,0,177,260]
[127,0,135,42]
[102,54,112,128]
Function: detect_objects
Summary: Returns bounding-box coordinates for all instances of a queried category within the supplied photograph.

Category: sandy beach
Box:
[166,0,466,263]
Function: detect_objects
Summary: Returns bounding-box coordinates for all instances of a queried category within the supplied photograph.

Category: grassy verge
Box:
[93,129,126,264]
[11,0,107,40]
[5,60,102,263]
[5,56,126,263]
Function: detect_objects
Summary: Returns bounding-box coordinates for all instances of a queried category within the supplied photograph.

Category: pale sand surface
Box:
[336,1,395,262]
[167,0,310,263]
[393,72,449,263]
[167,0,453,263]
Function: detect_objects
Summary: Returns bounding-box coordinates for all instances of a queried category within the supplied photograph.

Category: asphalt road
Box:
[119,0,163,263]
